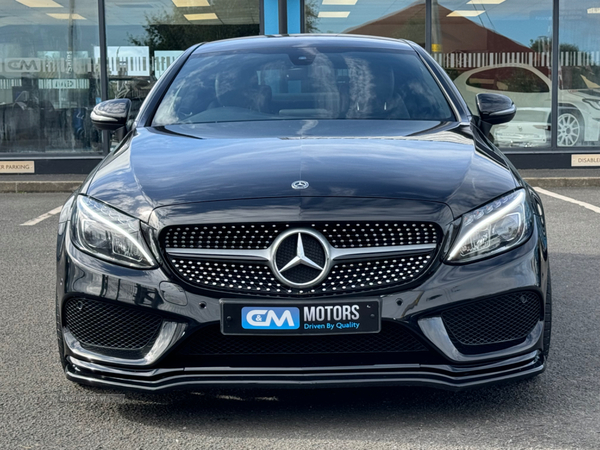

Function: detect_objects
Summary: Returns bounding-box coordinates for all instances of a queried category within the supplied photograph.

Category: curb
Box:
[0,181,82,193]
[523,177,600,188]
[1,178,600,193]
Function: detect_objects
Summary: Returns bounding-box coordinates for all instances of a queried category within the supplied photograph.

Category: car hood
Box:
[85,120,518,222]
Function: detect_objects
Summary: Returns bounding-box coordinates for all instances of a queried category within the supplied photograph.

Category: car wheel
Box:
[557,109,584,146]
[543,268,552,358]
[56,296,67,371]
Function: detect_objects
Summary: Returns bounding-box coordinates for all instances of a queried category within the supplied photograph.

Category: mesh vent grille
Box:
[177,321,427,355]
[64,298,163,350]
[164,223,285,250]
[317,222,438,248]
[168,254,432,296]
[442,292,542,346]
[162,221,440,250]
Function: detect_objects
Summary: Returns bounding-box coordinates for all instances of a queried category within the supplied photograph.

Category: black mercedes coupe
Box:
[56,35,551,391]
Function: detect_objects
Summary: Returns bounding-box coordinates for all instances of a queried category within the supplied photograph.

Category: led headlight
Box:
[447,189,532,263]
[71,196,156,269]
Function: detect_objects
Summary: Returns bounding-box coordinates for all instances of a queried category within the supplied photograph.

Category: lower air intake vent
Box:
[442,291,542,348]
[64,298,163,351]
[176,321,427,356]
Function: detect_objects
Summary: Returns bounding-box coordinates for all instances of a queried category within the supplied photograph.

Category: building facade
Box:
[0,0,598,173]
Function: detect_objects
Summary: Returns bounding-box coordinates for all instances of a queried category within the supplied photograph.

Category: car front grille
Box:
[64,298,163,352]
[168,255,432,296]
[161,221,441,297]
[441,291,542,348]
[176,321,428,356]
[163,221,439,249]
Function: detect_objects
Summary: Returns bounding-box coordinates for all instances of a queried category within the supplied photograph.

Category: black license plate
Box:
[221,299,380,335]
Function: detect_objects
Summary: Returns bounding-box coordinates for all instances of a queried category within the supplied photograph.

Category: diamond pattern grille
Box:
[64,298,163,350]
[177,321,427,355]
[163,223,284,250]
[441,292,542,346]
[317,222,439,248]
[168,254,432,296]
[162,221,440,250]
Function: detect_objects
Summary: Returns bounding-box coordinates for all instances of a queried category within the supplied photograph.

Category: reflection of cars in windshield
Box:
[455,64,600,147]
[56,35,551,392]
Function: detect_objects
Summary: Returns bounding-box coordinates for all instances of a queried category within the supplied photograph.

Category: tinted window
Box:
[466,67,549,93]
[152,47,455,125]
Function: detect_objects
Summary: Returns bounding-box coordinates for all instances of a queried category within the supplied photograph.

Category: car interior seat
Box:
[346,64,409,119]
[213,71,273,113]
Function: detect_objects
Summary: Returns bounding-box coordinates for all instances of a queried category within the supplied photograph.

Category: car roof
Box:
[192,34,416,55]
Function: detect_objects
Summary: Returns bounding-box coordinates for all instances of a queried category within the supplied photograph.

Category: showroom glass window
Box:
[104,0,260,134]
[558,2,600,148]
[0,1,101,155]
[305,0,425,48]
[434,0,553,149]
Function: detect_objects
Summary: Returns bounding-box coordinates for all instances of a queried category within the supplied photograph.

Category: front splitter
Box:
[65,350,544,392]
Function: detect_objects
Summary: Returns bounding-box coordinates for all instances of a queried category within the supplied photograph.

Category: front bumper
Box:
[56,216,549,392]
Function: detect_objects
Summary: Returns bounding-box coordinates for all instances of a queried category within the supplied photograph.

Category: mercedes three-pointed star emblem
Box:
[279,234,323,272]
[270,229,331,289]
[291,180,309,190]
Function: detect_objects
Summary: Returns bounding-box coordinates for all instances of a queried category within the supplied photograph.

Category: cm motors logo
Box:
[242,307,300,330]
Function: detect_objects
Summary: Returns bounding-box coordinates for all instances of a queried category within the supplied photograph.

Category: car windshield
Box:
[152,46,455,126]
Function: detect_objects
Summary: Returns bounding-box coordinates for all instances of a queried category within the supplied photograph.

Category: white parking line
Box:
[534,187,600,214]
[20,206,63,226]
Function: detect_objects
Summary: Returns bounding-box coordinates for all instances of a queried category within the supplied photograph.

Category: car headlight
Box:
[582,98,600,111]
[447,189,532,263]
[71,196,156,269]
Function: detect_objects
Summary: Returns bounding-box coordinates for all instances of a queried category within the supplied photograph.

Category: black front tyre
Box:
[543,268,552,358]
[56,295,67,371]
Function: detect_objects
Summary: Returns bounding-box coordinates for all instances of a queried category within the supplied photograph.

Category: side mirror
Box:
[476,93,516,135]
[91,99,131,132]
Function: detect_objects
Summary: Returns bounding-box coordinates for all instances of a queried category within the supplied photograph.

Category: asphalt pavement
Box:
[1,190,600,449]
